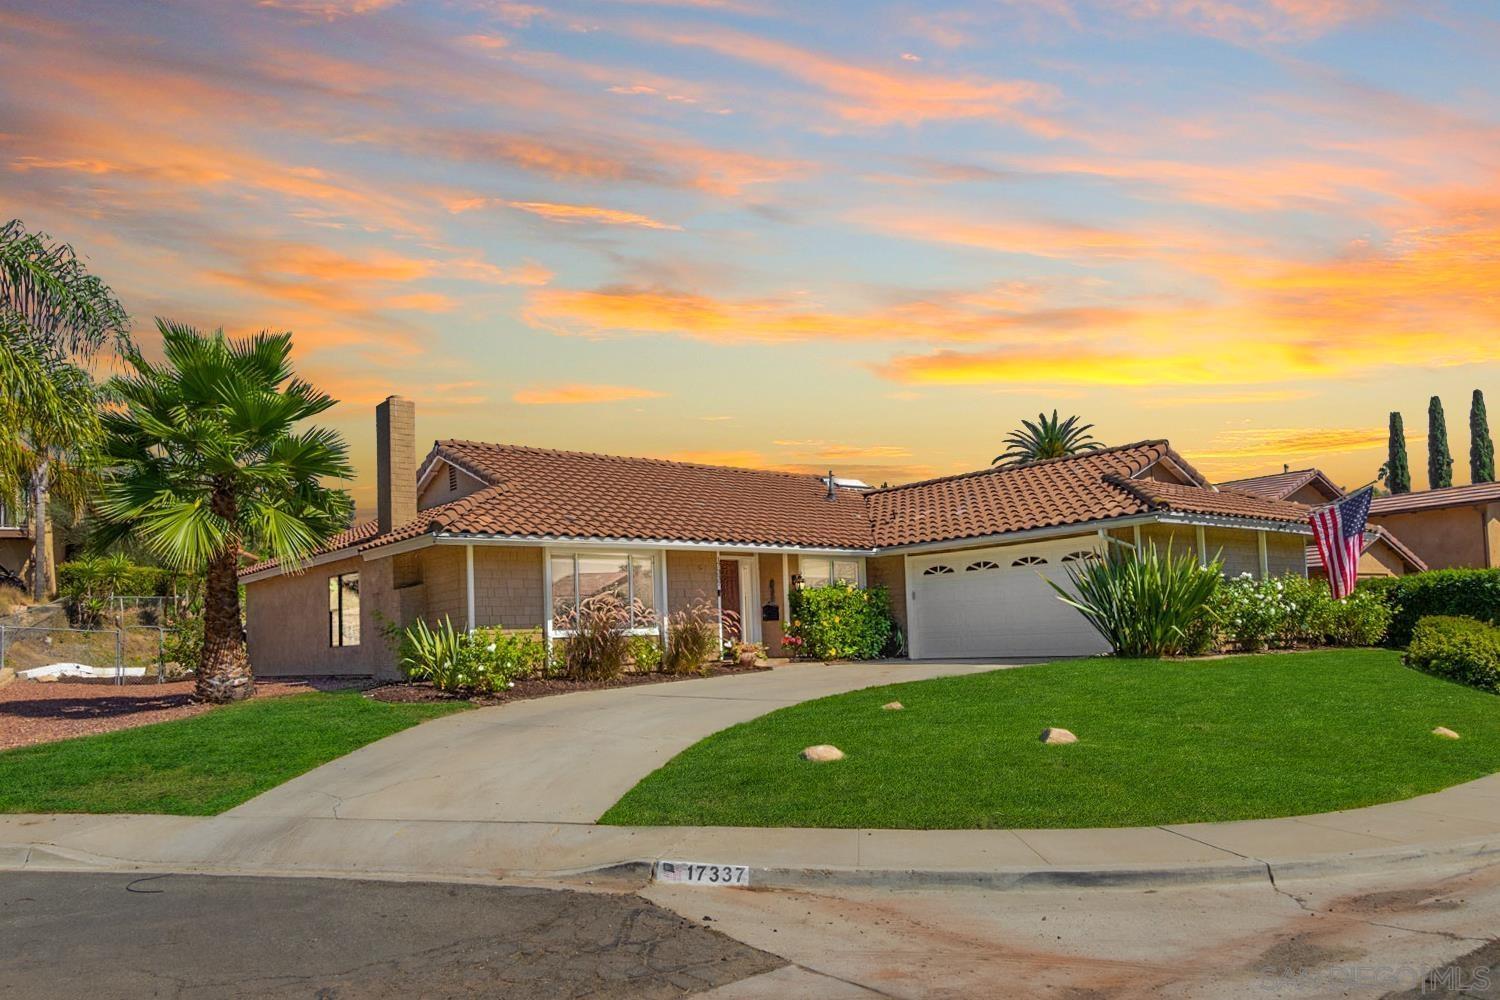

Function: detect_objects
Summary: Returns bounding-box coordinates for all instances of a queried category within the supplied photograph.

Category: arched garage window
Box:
[1011,555,1048,567]
[922,564,955,576]
[965,560,1000,572]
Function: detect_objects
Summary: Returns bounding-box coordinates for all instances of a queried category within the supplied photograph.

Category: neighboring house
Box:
[240,398,1314,678]
[0,496,33,588]
[1367,483,1500,571]
[1220,467,1425,580]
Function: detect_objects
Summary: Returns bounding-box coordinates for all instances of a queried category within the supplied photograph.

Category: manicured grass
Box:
[0,691,469,815]
[601,649,1500,830]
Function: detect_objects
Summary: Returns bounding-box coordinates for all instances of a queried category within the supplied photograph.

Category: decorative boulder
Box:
[882,701,904,711]
[800,744,845,762]
[1432,726,1461,740]
[1040,727,1077,745]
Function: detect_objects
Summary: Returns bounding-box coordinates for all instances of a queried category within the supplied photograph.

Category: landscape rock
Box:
[881,701,904,711]
[1040,727,1077,745]
[800,744,845,762]
[1432,726,1461,740]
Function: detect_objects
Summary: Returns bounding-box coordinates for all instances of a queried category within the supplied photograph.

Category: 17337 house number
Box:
[654,861,750,886]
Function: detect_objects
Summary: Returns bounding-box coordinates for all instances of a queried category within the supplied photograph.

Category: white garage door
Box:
[908,538,1111,659]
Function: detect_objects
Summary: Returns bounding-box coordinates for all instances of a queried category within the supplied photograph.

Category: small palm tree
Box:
[993,411,1103,466]
[97,321,354,703]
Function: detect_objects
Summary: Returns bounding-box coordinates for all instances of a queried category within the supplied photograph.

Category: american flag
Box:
[1310,487,1372,600]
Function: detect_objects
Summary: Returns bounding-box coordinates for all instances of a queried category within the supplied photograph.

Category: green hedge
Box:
[1405,615,1500,693]
[1360,569,1500,646]
[786,584,895,661]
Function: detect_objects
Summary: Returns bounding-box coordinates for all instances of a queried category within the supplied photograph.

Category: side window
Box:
[329,571,360,647]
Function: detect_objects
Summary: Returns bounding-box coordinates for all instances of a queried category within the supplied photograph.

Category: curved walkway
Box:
[2,660,1499,888]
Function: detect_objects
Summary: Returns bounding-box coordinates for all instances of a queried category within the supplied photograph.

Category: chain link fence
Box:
[0,601,187,684]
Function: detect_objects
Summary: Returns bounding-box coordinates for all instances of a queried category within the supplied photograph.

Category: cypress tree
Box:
[1428,395,1454,489]
[1470,389,1495,484]
[1385,412,1411,494]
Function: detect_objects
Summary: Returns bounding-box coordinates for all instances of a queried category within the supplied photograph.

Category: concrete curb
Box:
[4,835,1497,894]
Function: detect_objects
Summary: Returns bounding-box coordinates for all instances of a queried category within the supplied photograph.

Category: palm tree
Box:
[1,219,129,598]
[993,411,1104,467]
[96,321,354,703]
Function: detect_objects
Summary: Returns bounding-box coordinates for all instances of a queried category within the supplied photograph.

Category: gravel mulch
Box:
[0,677,367,752]
[366,662,774,706]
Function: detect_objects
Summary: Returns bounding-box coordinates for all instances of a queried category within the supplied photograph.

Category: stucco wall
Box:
[1371,506,1495,570]
[245,555,377,678]
[1118,524,1305,578]
[756,552,786,655]
[865,553,908,642]
[0,537,31,581]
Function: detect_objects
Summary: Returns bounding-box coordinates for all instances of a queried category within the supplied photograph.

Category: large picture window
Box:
[328,571,360,647]
[550,552,656,632]
[798,557,861,589]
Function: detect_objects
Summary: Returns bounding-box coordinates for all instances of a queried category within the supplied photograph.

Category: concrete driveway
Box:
[228,660,1011,825]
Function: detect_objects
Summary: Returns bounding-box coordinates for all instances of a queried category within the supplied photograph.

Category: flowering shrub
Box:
[626,634,663,672]
[785,584,895,661]
[1201,573,1391,652]
[399,616,546,694]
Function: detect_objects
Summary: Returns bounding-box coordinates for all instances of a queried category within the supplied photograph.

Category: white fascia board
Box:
[239,546,363,584]
[880,515,1158,556]
[1155,512,1313,536]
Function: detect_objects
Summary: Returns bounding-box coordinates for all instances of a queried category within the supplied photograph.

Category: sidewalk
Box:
[4,770,1499,889]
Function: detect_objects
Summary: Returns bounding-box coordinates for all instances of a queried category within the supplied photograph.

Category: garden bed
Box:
[367,661,774,705]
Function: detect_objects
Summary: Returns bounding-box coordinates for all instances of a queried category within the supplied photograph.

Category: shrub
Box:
[1362,569,1500,647]
[162,612,203,679]
[1050,541,1222,658]
[1209,573,1288,652]
[1198,573,1392,653]
[464,626,547,692]
[1325,587,1393,648]
[786,584,895,661]
[626,634,663,672]
[399,616,465,691]
[1405,615,1500,693]
[663,601,720,675]
[558,593,634,681]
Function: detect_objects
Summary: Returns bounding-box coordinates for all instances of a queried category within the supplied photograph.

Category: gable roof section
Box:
[240,518,382,577]
[395,440,876,549]
[1110,476,1312,523]
[1369,481,1500,515]
[1219,468,1343,503]
[1306,525,1427,574]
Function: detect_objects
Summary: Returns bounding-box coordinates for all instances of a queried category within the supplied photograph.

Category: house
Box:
[240,397,1314,678]
[1367,483,1500,570]
[0,496,35,590]
[1220,468,1425,580]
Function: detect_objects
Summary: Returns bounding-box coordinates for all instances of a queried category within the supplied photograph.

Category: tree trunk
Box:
[197,487,252,703]
[30,462,50,602]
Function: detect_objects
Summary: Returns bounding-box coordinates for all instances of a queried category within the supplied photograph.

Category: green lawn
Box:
[601,649,1500,830]
[0,691,469,815]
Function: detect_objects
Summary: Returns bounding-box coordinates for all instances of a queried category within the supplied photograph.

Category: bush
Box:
[663,601,720,675]
[397,617,546,694]
[1405,615,1500,693]
[1325,587,1393,648]
[1362,569,1500,647]
[626,634,663,672]
[1198,573,1392,652]
[162,612,203,679]
[785,584,895,661]
[1050,541,1222,658]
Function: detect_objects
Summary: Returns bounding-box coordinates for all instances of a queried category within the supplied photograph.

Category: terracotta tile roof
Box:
[1109,476,1312,524]
[1219,468,1342,502]
[1306,525,1427,573]
[395,440,876,549]
[240,519,381,576]
[242,438,1317,578]
[1369,481,1500,515]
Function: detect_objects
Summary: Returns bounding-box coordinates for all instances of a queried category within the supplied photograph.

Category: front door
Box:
[718,560,743,642]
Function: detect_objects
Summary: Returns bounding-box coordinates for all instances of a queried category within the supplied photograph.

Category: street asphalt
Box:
[0,871,781,999]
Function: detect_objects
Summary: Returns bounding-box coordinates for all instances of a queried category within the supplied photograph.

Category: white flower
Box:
[507,681,515,688]
[486,643,497,653]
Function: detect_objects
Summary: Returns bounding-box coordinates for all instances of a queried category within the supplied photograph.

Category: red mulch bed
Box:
[366,662,774,706]
[0,677,366,752]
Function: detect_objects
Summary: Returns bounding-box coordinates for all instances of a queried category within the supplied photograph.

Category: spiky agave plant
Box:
[1047,540,1223,657]
[993,411,1103,467]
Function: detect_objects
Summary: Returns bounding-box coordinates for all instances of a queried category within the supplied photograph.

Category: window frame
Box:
[797,556,863,589]
[548,550,659,636]
[328,570,360,647]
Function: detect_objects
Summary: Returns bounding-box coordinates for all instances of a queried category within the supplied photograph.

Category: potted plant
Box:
[732,641,765,667]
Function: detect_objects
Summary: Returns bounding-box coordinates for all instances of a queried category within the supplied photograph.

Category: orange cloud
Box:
[638,26,1063,133]
[502,200,683,230]
[513,383,668,405]
[853,210,1243,262]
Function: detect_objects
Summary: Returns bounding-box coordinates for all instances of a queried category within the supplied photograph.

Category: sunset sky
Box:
[3,0,1497,512]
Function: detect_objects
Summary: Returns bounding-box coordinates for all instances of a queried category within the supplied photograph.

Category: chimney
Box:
[376,396,417,533]
[826,470,837,501]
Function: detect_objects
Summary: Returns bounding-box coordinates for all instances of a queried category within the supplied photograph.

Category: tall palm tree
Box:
[97,321,354,703]
[1,219,129,598]
[993,411,1104,467]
